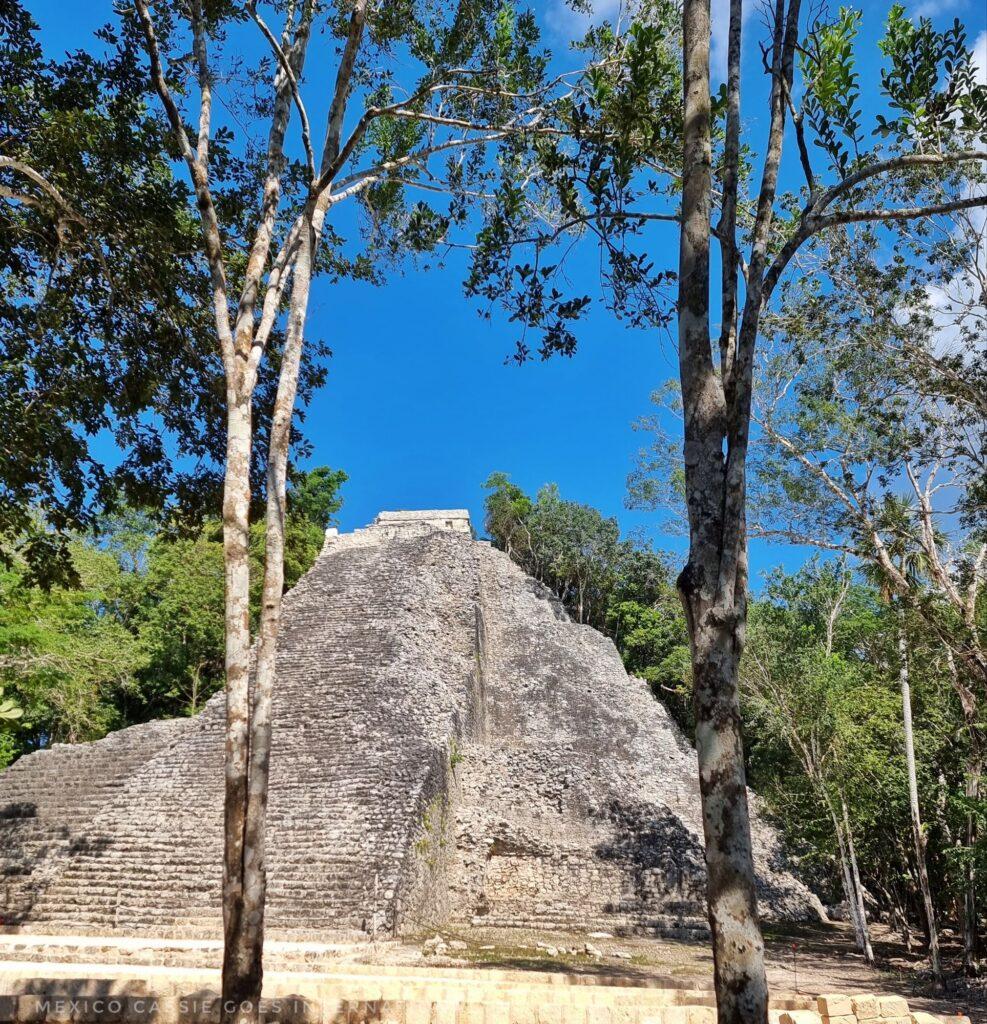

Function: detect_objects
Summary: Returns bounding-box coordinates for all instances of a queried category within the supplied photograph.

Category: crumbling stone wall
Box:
[0,512,822,938]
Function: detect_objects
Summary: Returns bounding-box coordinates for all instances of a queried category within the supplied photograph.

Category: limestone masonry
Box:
[0,510,823,938]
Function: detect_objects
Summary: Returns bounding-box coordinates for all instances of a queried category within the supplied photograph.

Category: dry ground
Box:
[367,922,982,1022]
[0,921,980,1022]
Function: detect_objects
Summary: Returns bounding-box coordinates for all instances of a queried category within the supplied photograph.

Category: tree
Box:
[483,474,679,632]
[135,529,227,718]
[484,475,690,714]
[753,226,986,693]
[0,540,144,760]
[742,563,880,963]
[0,684,25,772]
[124,2,566,1009]
[529,483,622,624]
[288,467,348,532]
[740,561,973,983]
[0,2,284,588]
[748,220,986,972]
[607,594,692,725]
[897,602,944,986]
[0,688,23,727]
[0,467,344,765]
[482,472,535,562]
[472,2,987,1015]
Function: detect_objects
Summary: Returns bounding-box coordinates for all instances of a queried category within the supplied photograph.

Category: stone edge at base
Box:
[0,981,968,1024]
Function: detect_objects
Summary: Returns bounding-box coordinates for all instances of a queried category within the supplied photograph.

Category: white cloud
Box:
[972,31,987,86]
[911,0,966,20]
[922,182,986,358]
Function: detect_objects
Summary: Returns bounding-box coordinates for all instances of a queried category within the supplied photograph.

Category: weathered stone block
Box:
[75,997,126,1023]
[141,997,180,1024]
[176,992,220,1024]
[508,1000,539,1024]
[26,997,73,1023]
[662,1009,716,1024]
[817,996,854,1019]
[320,996,346,1024]
[780,1012,821,1024]
[851,996,879,1020]
[431,1001,457,1024]
[877,999,909,1019]
[910,1013,945,1024]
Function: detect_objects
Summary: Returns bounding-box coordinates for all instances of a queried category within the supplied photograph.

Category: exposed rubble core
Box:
[0,511,823,938]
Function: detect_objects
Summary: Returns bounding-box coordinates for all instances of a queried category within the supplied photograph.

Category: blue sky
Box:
[29,0,987,582]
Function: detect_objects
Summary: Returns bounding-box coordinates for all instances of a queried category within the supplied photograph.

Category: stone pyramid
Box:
[0,511,822,939]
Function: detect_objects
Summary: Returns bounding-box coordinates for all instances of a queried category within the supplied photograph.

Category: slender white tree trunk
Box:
[232,208,322,1015]
[898,616,943,989]
[841,795,875,963]
[834,818,867,952]
[820,786,872,961]
[945,648,982,974]
[963,740,982,973]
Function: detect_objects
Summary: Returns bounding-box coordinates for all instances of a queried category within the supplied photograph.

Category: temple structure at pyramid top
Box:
[323,509,473,548]
[0,509,823,940]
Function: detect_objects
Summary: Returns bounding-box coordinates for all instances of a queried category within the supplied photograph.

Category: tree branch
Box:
[189,0,213,167]
[812,150,987,215]
[249,0,315,182]
[236,0,315,388]
[320,0,368,176]
[133,0,235,368]
[716,0,742,400]
[815,194,987,228]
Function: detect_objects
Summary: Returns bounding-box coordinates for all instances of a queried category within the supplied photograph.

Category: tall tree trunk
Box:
[822,788,873,960]
[946,647,982,974]
[222,208,321,1019]
[235,212,319,1012]
[898,616,944,989]
[834,815,868,954]
[678,3,769,1022]
[221,391,257,1020]
[963,734,982,974]
[841,795,875,963]
[684,612,767,1024]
